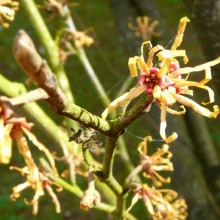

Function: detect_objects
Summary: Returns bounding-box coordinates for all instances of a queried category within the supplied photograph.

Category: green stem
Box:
[56,177,136,219]
[99,137,123,196]
[20,0,74,103]
[102,137,118,178]
[77,48,111,106]
[0,73,68,151]
[115,94,153,132]
[64,6,111,107]
[54,176,115,213]
[60,103,111,132]
[115,195,126,219]
[54,176,83,197]
[117,137,134,172]
[60,95,153,137]
[62,6,141,181]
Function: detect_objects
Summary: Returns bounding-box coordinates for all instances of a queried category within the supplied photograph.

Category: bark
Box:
[183,0,220,91]
[183,0,220,206]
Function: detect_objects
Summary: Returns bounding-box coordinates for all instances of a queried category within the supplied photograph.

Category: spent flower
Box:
[0,99,59,213]
[80,166,101,211]
[10,165,61,215]
[102,17,220,143]
[0,100,32,164]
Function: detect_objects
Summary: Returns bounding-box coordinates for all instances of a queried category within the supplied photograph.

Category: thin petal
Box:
[172,93,219,118]
[171,17,190,51]
[167,105,186,115]
[22,127,57,173]
[174,80,215,104]
[176,57,220,75]
[102,85,146,119]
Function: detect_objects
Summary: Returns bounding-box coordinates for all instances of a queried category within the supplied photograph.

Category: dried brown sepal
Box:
[80,166,101,211]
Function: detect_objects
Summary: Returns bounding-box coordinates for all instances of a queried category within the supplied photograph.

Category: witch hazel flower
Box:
[153,197,188,220]
[126,136,173,187]
[125,183,178,219]
[0,0,19,28]
[102,17,220,143]
[0,100,32,164]
[10,165,61,215]
[0,100,59,214]
[128,16,160,41]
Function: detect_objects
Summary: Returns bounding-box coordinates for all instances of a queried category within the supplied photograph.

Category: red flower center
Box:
[138,62,181,95]
[138,67,160,95]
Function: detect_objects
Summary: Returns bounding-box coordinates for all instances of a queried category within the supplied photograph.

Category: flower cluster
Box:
[138,136,173,186]
[128,16,161,41]
[10,165,61,215]
[102,17,220,143]
[0,100,60,214]
[127,136,173,187]
[125,136,187,219]
[126,183,179,218]
[0,0,19,28]
[110,17,220,219]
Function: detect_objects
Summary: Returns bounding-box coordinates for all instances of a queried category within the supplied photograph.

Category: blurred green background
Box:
[0,0,218,220]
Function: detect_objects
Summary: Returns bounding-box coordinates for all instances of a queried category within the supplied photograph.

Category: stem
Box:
[20,0,74,103]
[60,103,112,135]
[115,94,153,132]
[64,6,111,107]
[102,137,118,178]
[0,74,68,151]
[54,176,83,197]
[117,137,135,173]
[3,88,49,106]
[57,177,136,219]
[115,195,126,219]
[60,95,153,137]
[100,137,123,196]
[77,49,111,106]
[54,176,115,213]
[63,7,142,182]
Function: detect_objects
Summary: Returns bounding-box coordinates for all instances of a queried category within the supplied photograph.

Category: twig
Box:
[0,88,49,106]
[0,73,69,151]
[13,30,67,112]
[63,5,111,107]
[20,0,74,103]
